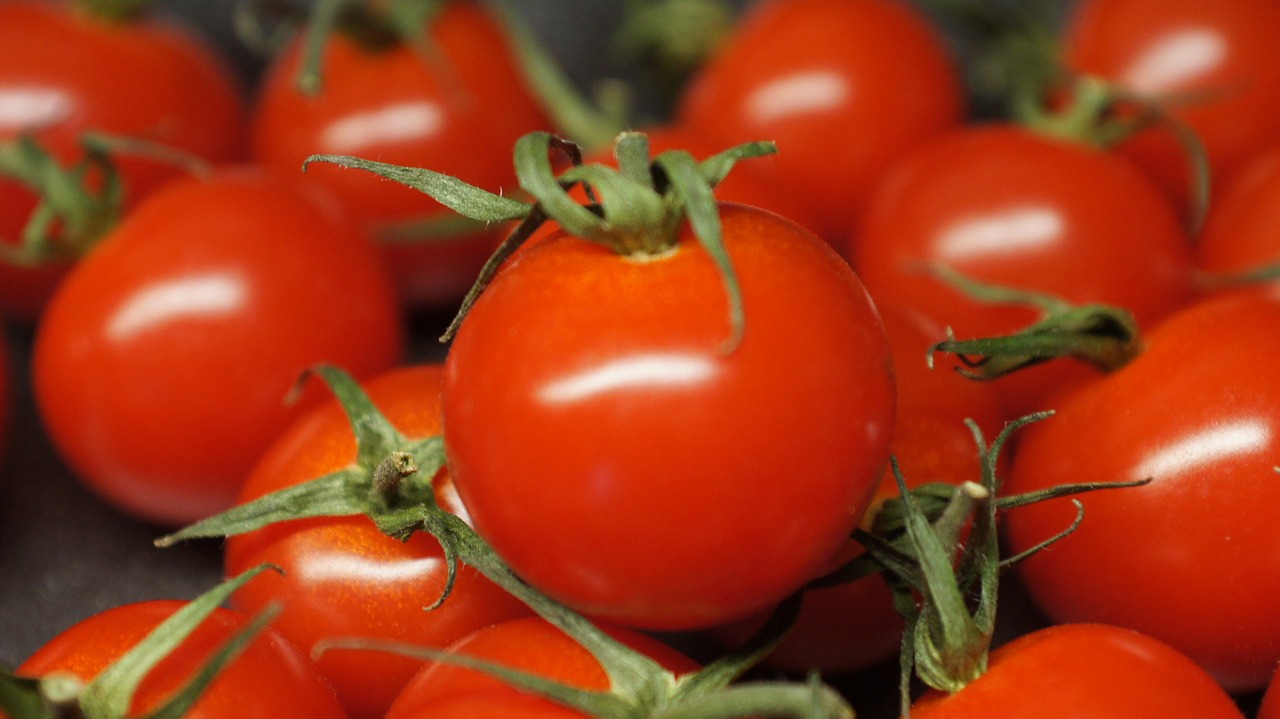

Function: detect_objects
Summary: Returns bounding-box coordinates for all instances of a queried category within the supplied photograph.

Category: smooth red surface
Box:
[0,0,246,322]
[14,601,348,719]
[1195,141,1280,276]
[386,617,698,719]
[442,204,895,631]
[677,0,964,244]
[1005,288,1280,692]
[32,168,405,526]
[908,624,1244,718]
[1064,0,1280,211]
[851,124,1195,419]
[225,364,531,719]
[251,1,550,308]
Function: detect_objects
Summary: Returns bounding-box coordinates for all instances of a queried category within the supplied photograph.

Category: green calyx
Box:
[0,566,282,719]
[923,264,1143,379]
[72,0,151,23]
[306,130,775,349]
[0,135,124,268]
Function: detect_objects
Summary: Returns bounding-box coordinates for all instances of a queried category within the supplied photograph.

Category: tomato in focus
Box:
[0,0,246,322]
[442,203,895,631]
[1004,287,1280,692]
[225,364,531,719]
[12,601,348,719]
[32,167,405,527]
[251,1,551,308]
[677,0,964,245]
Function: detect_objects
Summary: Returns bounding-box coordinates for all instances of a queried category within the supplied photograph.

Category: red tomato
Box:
[32,167,405,527]
[1195,140,1280,276]
[1259,669,1280,719]
[711,305,1003,675]
[224,364,531,719]
[1063,0,1280,212]
[907,624,1244,718]
[0,0,246,322]
[1004,287,1280,691]
[385,617,698,719]
[13,601,348,719]
[850,124,1194,419]
[442,203,895,631]
[251,1,550,308]
[676,0,964,244]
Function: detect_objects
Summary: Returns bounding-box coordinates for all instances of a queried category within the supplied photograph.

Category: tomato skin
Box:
[1259,670,1280,719]
[32,168,405,527]
[1063,0,1280,212]
[850,124,1194,419]
[224,364,531,719]
[13,601,348,719]
[1004,288,1280,691]
[1195,141,1280,276]
[385,617,698,719]
[907,624,1244,718]
[250,1,549,308]
[442,204,895,631]
[676,0,964,244]
[0,0,246,322]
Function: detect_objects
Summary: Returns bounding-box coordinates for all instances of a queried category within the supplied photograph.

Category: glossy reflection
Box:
[936,206,1065,261]
[320,101,444,154]
[746,70,849,125]
[1133,418,1271,479]
[107,272,245,341]
[299,552,445,585]
[0,87,71,129]
[538,353,718,405]
[1123,29,1226,91]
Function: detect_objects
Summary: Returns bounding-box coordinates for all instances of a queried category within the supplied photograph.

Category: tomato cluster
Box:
[4,1,1280,719]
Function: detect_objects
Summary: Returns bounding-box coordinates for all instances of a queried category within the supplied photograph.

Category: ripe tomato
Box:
[251,1,550,308]
[224,364,531,719]
[1062,0,1280,212]
[849,124,1194,419]
[907,624,1244,718]
[1004,287,1280,691]
[385,617,698,719]
[1194,140,1280,276]
[676,0,964,244]
[32,167,405,527]
[12,601,348,719]
[0,0,246,322]
[442,203,895,631]
[711,305,1003,676]
[1259,669,1280,719]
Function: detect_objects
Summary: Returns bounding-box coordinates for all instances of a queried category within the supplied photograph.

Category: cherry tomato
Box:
[1004,287,1280,692]
[1063,0,1280,212]
[13,601,348,719]
[0,0,246,322]
[32,167,405,527]
[907,624,1244,718]
[849,124,1194,419]
[1259,668,1280,719]
[251,1,550,308]
[225,364,531,719]
[385,617,698,719]
[1195,140,1280,276]
[442,203,895,631]
[676,0,964,244]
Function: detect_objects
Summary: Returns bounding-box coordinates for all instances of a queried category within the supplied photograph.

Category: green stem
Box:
[653,680,852,719]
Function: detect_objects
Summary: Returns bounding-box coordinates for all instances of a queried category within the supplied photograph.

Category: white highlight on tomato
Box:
[1132,419,1271,480]
[0,87,72,130]
[320,102,444,154]
[746,71,848,125]
[936,206,1064,260]
[538,354,718,404]
[107,274,245,340]
[1122,29,1226,92]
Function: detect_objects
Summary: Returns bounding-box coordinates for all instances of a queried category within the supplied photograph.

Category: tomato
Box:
[1195,140,1280,276]
[442,202,895,631]
[849,123,1195,419]
[12,601,348,719]
[1259,668,1280,719]
[251,1,550,308]
[906,624,1244,718]
[676,0,964,244]
[710,305,1003,676]
[0,0,246,322]
[32,167,405,527]
[1062,0,1280,212]
[385,617,698,719]
[1003,287,1280,692]
[224,364,531,719]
